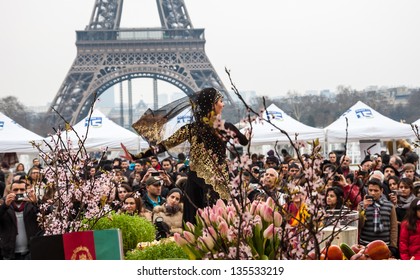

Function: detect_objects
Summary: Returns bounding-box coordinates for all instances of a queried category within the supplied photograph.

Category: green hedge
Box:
[90,213,156,253]
[125,239,189,260]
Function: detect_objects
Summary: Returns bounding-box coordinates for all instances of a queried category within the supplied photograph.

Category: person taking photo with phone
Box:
[357,178,398,257]
[0,180,40,260]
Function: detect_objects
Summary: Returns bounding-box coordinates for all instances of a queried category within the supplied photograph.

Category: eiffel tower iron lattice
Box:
[48,0,234,126]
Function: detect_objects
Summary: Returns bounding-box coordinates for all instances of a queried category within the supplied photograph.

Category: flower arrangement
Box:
[172,71,360,260]
[31,107,123,235]
[35,130,116,234]
[174,198,286,259]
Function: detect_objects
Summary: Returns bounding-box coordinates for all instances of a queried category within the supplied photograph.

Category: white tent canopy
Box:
[46,109,148,152]
[161,108,193,155]
[241,104,325,145]
[163,108,193,139]
[324,101,414,142]
[0,112,44,153]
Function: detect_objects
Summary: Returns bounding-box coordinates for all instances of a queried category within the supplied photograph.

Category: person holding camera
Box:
[390,178,416,223]
[357,178,398,256]
[329,173,362,210]
[153,188,184,239]
[0,180,40,260]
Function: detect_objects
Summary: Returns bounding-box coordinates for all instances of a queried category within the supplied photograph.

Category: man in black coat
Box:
[0,180,40,260]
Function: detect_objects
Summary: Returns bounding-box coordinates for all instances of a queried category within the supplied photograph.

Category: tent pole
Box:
[392,139,397,155]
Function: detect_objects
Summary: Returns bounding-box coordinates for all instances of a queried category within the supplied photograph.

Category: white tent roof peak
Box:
[0,112,44,153]
[241,103,325,144]
[45,109,148,152]
[325,101,413,142]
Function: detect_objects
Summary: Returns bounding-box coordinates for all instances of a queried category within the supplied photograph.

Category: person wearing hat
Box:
[382,164,400,180]
[152,188,184,236]
[121,88,249,224]
[360,155,373,173]
[141,176,166,222]
[413,181,420,198]
[381,165,400,197]
[357,178,398,256]
[265,150,279,169]
[281,149,292,164]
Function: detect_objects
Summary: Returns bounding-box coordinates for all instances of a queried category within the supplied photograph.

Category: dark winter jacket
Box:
[0,201,40,259]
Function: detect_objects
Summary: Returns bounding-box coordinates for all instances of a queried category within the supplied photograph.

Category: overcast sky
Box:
[1,0,420,107]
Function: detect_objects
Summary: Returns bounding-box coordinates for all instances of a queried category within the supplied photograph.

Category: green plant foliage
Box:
[90,213,156,253]
[125,239,189,260]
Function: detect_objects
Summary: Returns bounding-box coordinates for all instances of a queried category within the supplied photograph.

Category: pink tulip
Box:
[254,215,262,232]
[274,211,282,227]
[199,235,215,251]
[216,205,227,219]
[174,233,188,246]
[263,223,275,239]
[262,204,274,223]
[252,204,261,222]
[250,200,258,214]
[218,220,229,237]
[265,197,275,209]
[185,222,195,232]
[227,210,236,225]
[210,212,218,223]
[198,208,210,225]
[183,231,196,243]
[207,226,218,239]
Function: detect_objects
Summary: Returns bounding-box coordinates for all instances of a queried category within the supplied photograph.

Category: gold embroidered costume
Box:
[127,88,248,223]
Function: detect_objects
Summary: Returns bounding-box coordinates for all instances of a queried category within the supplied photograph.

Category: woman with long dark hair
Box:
[399,198,420,260]
[121,88,249,224]
[324,186,345,210]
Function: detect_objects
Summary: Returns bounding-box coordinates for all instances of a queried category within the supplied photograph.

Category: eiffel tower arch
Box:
[48,0,234,126]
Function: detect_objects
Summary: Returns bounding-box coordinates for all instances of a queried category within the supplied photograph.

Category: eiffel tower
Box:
[48,0,233,126]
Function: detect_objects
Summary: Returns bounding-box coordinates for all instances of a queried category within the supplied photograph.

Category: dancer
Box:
[121,87,249,223]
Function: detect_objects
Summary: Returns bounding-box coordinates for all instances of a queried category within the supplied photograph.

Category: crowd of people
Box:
[2,147,420,260]
[1,87,420,260]
[0,154,191,259]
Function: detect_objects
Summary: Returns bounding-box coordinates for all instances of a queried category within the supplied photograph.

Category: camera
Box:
[365,195,374,200]
[249,183,259,190]
[154,217,170,240]
[358,170,368,177]
[15,193,26,202]
[390,190,401,196]
[333,175,340,182]
[151,172,160,177]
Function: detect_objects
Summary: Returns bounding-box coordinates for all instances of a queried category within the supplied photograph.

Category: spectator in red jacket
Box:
[399,197,420,260]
